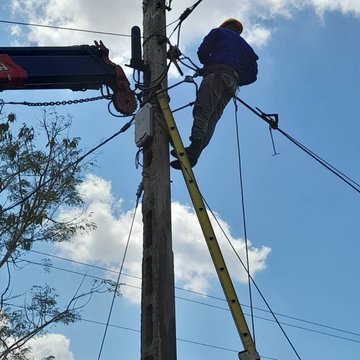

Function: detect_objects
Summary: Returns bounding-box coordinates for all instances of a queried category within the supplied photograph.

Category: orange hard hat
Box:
[219,18,243,33]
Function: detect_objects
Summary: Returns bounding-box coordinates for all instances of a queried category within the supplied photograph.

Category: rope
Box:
[233,98,256,344]
[97,181,143,359]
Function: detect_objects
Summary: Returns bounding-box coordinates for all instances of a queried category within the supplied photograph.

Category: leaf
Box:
[7,113,16,123]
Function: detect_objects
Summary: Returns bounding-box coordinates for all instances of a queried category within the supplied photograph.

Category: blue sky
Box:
[1,0,360,359]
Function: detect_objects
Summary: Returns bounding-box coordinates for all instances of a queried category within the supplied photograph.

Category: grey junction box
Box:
[135,102,153,147]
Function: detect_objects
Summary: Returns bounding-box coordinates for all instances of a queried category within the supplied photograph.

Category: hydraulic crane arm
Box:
[0,41,136,115]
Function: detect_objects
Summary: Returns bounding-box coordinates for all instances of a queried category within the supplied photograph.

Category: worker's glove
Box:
[196,67,205,76]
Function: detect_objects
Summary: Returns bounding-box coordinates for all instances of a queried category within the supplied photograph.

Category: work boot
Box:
[170,139,203,170]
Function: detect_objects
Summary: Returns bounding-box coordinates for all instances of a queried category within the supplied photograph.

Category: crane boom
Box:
[0,41,136,115]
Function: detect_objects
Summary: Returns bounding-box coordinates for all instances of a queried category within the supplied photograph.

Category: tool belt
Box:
[203,64,239,83]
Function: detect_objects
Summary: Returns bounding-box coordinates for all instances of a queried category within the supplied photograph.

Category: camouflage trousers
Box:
[191,66,238,148]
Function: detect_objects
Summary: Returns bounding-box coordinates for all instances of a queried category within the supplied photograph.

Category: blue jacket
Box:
[197,28,259,84]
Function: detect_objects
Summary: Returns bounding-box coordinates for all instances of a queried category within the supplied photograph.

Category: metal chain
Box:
[7,95,111,108]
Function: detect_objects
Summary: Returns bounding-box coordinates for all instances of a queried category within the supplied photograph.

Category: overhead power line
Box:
[277,127,360,193]
[1,300,278,359]
[0,18,180,41]
[73,318,280,360]
[235,96,360,195]
[20,252,360,345]
[0,19,132,38]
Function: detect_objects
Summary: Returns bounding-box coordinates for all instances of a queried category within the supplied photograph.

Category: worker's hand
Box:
[196,67,205,76]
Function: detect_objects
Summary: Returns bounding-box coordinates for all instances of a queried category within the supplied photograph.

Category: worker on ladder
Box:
[171,18,259,169]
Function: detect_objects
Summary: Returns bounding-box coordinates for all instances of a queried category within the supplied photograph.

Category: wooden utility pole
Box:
[141,1,177,360]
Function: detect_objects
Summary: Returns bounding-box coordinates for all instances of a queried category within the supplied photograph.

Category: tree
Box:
[0,108,108,359]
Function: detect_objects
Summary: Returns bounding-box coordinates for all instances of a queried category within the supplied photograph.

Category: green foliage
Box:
[0,109,98,359]
[0,284,80,359]
[0,109,95,265]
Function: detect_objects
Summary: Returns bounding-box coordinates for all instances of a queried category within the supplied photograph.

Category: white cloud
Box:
[24,334,74,360]
[245,24,272,47]
[8,0,360,56]
[0,314,73,359]
[9,0,141,64]
[306,0,360,16]
[56,174,271,304]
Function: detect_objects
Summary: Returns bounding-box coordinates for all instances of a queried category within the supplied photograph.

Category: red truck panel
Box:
[0,54,28,87]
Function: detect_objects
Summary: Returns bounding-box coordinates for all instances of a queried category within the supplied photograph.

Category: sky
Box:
[0,0,360,359]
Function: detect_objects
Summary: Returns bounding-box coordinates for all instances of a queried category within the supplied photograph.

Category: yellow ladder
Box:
[157,90,260,360]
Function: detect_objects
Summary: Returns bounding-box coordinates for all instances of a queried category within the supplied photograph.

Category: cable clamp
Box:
[255,107,279,129]
[184,75,195,83]
[136,181,144,203]
[167,45,183,76]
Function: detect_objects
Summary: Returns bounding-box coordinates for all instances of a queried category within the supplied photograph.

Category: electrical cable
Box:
[14,256,360,346]
[0,18,178,58]
[8,292,356,360]
[3,7,357,357]
[18,253,360,344]
[178,287,360,339]
[234,96,360,195]
[233,98,256,345]
[172,101,195,113]
[179,56,199,72]
[200,195,302,359]
[78,319,281,359]
[0,19,132,38]
[156,18,180,38]
[29,249,140,279]
[97,181,143,360]
[5,297,284,359]
[135,148,143,169]
[277,127,360,192]
[1,116,135,214]
[133,62,172,91]
[2,86,352,358]
[107,100,135,118]
[165,1,205,76]
[134,1,205,93]
[169,0,204,41]
[2,63,355,357]
[176,295,360,344]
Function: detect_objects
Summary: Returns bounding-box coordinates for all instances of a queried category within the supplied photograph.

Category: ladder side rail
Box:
[157,91,259,359]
